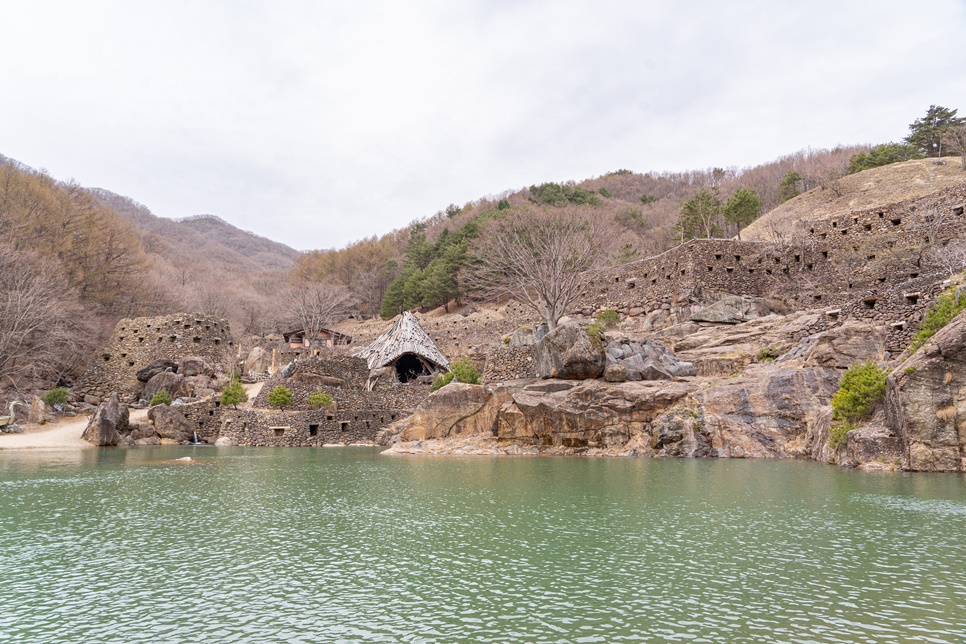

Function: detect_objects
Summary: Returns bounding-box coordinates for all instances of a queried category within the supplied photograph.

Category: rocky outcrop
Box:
[534,322,605,379]
[497,379,695,449]
[690,294,787,324]
[804,321,885,369]
[604,338,695,381]
[244,347,272,376]
[144,371,188,402]
[147,404,195,442]
[178,356,213,378]
[136,359,179,383]
[83,393,129,446]
[380,383,512,444]
[886,309,966,472]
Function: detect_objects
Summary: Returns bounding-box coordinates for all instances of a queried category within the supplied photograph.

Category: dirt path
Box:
[0,383,263,451]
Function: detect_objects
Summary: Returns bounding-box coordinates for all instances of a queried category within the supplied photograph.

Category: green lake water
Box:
[1,447,965,643]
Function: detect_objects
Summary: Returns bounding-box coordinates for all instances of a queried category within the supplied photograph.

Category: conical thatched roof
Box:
[354,311,450,371]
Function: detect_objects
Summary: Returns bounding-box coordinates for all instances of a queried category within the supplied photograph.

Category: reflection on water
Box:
[1,448,965,642]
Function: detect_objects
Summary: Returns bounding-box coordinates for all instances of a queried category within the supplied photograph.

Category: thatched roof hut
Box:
[353,312,450,382]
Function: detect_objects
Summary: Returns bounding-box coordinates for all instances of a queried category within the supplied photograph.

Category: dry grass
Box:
[743,158,966,241]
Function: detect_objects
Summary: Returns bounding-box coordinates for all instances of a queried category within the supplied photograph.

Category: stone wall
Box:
[75,313,234,404]
[577,185,966,353]
[218,407,406,446]
[482,346,538,382]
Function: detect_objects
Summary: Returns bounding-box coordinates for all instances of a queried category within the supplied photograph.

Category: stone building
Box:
[74,313,234,404]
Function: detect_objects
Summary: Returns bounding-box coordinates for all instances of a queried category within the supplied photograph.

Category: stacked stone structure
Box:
[74,313,234,403]
[577,185,966,352]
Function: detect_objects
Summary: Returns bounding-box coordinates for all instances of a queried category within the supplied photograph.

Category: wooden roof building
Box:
[283,328,352,349]
[353,311,449,382]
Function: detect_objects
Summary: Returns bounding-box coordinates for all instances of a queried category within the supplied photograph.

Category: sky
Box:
[1,1,964,251]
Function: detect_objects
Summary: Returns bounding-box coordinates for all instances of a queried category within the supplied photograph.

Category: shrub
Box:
[150,389,173,406]
[267,385,294,410]
[307,389,334,408]
[430,372,455,392]
[758,346,780,362]
[595,309,620,331]
[220,380,248,408]
[429,358,481,392]
[829,360,888,449]
[450,358,481,385]
[908,288,966,352]
[42,387,70,407]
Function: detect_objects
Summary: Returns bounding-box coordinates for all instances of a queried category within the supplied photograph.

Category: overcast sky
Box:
[1,1,964,251]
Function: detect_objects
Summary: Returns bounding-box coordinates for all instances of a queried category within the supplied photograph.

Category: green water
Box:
[1,448,965,643]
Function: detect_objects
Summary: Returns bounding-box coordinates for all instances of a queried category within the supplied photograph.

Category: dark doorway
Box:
[394,354,429,383]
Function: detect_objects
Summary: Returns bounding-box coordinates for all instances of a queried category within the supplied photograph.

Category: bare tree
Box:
[0,244,94,390]
[468,209,608,330]
[942,125,966,170]
[286,282,355,339]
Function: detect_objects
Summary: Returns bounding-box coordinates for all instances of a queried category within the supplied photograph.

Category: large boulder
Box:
[386,383,512,443]
[28,396,48,425]
[244,346,273,376]
[497,379,696,449]
[83,393,129,446]
[178,356,213,378]
[886,309,966,471]
[804,322,885,369]
[144,371,188,402]
[534,322,605,380]
[136,359,178,383]
[690,294,786,324]
[148,404,194,442]
[605,338,696,381]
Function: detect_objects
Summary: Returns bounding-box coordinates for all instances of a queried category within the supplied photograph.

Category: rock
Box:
[135,436,161,446]
[886,309,966,471]
[82,393,129,446]
[178,356,212,378]
[844,425,902,469]
[214,436,237,446]
[387,383,513,443]
[534,322,605,380]
[28,396,47,425]
[148,404,194,442]
[84,395,102,406]
[804,322,885,369]
[244,347,272,376]
[603,364,627,382]
[678,364,842,459]
[144,371,188,402]
[605,338,695,380]
[136,359,179,383]
[497,379,695,449]
[509,327,536,347]
[690,294,784,324]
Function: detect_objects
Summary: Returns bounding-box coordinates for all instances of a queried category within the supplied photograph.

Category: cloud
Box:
[0,0,964,250]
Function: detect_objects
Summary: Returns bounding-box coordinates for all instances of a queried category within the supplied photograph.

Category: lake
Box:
[1,447,964,643]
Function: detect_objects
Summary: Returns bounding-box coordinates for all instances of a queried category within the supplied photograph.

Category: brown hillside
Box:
[743,158,966,241]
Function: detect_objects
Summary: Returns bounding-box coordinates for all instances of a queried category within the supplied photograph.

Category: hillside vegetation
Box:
[743,158,966,241]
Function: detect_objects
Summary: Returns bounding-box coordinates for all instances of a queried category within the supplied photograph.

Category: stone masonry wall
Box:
[75,313,234,403]
[577,185,966,353]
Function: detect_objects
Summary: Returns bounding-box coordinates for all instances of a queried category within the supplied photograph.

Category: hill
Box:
[742,158,966,241]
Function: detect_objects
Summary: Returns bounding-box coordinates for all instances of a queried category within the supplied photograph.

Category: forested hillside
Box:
[0,155,296,392]
[293,145,867,319]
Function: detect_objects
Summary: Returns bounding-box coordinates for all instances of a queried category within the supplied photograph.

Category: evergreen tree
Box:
[779,170,804,203]
[220,380,248,409]
[847,143,924,173]
[905,105,965,157]
[722,188,762,237]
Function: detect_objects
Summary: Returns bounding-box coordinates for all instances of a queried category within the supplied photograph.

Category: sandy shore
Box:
[0,408,152,450]
[0,383,263,451]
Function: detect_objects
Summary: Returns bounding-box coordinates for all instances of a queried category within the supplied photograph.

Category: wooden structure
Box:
[283,328,352,349]
[353,312,449,382]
